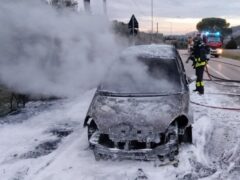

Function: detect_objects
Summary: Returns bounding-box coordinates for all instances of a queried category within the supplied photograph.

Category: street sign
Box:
[128,15,139,35]
[128,15,139,29]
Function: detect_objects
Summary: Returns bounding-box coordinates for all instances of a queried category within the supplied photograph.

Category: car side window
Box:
[176,52,188,87]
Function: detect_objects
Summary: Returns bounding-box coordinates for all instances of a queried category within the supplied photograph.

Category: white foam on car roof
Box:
[121,44,175,59]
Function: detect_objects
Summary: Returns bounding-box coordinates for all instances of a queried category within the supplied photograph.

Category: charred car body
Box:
[84,45,193,163]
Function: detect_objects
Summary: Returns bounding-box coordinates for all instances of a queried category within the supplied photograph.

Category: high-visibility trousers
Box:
[195,65,205,94]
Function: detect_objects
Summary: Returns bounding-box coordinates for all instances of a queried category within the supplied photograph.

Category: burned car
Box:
[84,44,193,163]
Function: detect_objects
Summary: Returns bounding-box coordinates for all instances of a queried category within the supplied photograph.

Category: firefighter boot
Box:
[198,82,204,95]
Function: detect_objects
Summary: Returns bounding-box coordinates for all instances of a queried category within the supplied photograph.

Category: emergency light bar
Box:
[204,31,221,36]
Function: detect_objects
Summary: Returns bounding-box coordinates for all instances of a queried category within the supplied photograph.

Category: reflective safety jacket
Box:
[192,40,209,68]
[195,58,206,68]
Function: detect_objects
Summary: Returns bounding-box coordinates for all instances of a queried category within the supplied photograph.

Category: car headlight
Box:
[217,48,223,54]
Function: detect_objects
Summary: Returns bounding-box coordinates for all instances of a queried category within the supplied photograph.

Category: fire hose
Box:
[205,63,240,83]
[190,59,240,111]
[210,59,240,68]
[204,65,240,88]
[190,92,240,111]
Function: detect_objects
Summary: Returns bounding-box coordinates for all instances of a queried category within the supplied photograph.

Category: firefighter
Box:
[187,34,210,95]
[187,36,194,54]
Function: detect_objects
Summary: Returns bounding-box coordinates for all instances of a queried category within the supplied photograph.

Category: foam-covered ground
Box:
[0,82,240,180]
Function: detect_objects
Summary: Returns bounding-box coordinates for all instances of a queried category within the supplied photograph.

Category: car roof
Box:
[121,44,176,60]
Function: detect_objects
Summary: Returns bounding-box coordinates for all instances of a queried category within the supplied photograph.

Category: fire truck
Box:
[202,31,223,58]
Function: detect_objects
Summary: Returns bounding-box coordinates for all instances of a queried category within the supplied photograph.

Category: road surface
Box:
[180,50,240,81]
[180,50,240,180]
[0,50,239,180]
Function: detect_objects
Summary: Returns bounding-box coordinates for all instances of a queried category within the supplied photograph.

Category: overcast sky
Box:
[77,0,240,34]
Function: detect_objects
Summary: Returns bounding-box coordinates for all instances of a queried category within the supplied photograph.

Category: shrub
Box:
[225,38,238,49]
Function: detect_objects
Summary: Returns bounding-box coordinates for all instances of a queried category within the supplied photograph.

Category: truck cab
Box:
[202,32,223,58]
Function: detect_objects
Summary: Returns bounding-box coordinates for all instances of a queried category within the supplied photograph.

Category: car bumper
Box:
[210,48,223,55]
[89,131,178,161]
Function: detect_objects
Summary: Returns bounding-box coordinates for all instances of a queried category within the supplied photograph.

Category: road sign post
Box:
[128,15,139,44]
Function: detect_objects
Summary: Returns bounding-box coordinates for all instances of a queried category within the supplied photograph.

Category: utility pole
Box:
[103,0,107,15]
[151,0,154,42]
[84,0,107,14]
[157,22,158,34]
[83,0,91,13]
[151,0,153,34]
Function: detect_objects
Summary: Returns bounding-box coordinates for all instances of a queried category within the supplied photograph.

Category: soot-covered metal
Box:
[84,45,193,164]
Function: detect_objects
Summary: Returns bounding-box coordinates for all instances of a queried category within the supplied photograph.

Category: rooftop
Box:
[121,44,176,60]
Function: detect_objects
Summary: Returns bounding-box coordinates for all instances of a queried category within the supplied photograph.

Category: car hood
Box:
[87,93,187,134]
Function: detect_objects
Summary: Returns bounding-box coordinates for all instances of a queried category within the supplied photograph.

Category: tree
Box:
[225,38,238,49]
[196,18,232,37]
[235,36,240,46]
[112,21,129,36]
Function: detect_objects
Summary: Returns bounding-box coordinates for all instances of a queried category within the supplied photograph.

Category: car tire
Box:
[167,121,179,160]
[87,121,97,140]
[182,126,192,143]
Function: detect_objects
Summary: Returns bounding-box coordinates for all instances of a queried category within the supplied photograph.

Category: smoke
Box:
[100,54,181,94]
[0,0,122,97]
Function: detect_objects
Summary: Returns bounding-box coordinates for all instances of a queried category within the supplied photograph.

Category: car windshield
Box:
[99,56,182,95]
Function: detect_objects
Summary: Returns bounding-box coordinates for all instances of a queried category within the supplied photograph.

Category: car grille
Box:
[108,123,159,142]
[98,133,165,150]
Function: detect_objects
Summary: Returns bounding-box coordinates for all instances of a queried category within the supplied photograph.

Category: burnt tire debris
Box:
[20,127,73,159]
[20,139,61,159]
[135,168,148,180]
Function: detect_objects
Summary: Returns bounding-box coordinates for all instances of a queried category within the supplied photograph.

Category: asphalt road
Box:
[180,50,240,81]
